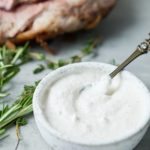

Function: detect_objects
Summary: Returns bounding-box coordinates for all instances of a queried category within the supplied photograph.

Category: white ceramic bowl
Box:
[33,62,150,150]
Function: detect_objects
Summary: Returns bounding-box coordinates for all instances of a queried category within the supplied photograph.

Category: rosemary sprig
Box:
[0,82,38,137]
[47,38,98,69]
[0,43,44,98]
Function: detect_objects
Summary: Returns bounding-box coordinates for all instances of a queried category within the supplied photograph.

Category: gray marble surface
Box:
[0,0,150,149]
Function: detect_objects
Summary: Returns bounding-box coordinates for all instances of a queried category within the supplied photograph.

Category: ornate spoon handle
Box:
[110,35,150,78]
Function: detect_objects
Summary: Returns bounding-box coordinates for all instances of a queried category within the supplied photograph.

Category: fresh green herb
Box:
[0,92,9,98]
[16,118,28,126]
[47,56,82,69]
[0,43,44,98]
[81,38,98,56]
[0,82,38,136]
[0,128,6,136]
[47,38,98,69]
[33,64,45,74]
[0,43,28,98]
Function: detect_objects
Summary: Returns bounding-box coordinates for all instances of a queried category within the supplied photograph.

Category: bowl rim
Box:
[33,62,150,146]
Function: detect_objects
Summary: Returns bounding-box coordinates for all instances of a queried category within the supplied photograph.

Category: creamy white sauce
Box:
[43,66,150,144]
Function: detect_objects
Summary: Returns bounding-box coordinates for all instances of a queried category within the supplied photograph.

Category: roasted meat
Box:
[0,0,116,44]
[0,0,41,10]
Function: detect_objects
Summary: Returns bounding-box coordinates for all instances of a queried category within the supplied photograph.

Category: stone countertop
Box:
[0,0,150,149]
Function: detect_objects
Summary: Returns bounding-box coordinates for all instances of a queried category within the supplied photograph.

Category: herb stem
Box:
[15,124,21,150]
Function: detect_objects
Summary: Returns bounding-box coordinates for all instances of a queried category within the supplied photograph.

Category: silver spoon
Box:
[109,34,150,78]
[81,34,150,92]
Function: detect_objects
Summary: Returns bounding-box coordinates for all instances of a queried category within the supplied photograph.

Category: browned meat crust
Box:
[0,0,116,44]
